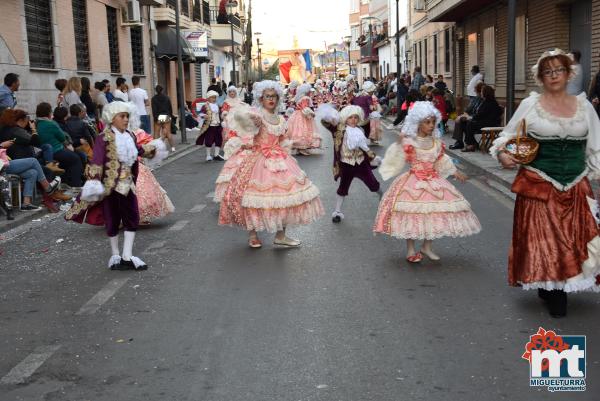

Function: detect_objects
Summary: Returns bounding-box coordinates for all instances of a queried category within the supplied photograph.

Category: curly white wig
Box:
[294,83,313,103]
[227,86,238,95]
[345,74,355,82]
[362,81,376,94]
[401,101,442,138]
[102,101,132,125]
[530,48,575,87]
[252,80,285,108]
[340,105,364,125]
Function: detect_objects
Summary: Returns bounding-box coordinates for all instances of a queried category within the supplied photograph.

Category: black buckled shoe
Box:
[547,290,567,318]
[449,141,464,150]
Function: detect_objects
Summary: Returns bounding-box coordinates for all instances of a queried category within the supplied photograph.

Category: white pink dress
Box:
[288,97,321,151]
[217,108,324,232]
[373,137,481,239]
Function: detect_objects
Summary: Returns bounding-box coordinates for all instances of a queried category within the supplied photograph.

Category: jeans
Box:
[5,157,46,197]
[140,115,151,134]
[40,144,54,164]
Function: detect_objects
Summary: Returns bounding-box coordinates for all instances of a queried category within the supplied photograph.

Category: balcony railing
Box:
[209,6,241,28]
[202,0,210,25]
[193,0,201,22]
[360,44,378,62]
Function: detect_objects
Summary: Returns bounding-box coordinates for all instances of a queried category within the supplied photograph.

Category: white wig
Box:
[295,83,313,103]
[227,86,238,95]
[315,79,323,86]
[289,80,300,89]
[252,80,284,108]
[340,105,364,125]
[102,101,132,125]
[345,74,355,82]
[362,81,376,94]
[401,101,442,138]
[206,90,219,99]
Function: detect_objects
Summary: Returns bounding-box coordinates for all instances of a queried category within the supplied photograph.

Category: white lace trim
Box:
[241,185,320,209]
[534,95,586,125]
[81,179,104,202]
[265,158,288,172]
[523,165,588,191]
[393,199,472,213]
[113,128,138,167]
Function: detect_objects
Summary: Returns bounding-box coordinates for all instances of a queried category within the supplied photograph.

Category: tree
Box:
[264,60,279,80]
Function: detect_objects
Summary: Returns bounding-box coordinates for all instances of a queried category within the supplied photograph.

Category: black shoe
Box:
[45,177,61,194]
[20,204,42,211]
[449,141,464,150]
[547,290,567,318]
[538,288,551,301]
[332,215,341,223]
[119,259,148,271]
[214,154,225,161]
[1,201,14,220]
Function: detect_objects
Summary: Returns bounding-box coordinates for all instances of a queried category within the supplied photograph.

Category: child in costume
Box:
[217,80,324,248]
[195,91,224,161]
[373,101,481,262]
[221,86,244,145]
[65,102,166,270]
[369,93,383,145]
[351,81,377,139]
[317,104,382,223]
[288,83,321,155]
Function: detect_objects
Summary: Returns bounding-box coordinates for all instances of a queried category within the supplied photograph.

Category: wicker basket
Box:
[505,119,539,164]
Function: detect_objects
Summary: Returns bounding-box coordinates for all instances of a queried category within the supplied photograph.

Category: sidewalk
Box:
[0,129,200,235]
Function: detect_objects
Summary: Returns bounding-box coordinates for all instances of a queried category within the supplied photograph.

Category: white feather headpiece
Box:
[401,101,442,138]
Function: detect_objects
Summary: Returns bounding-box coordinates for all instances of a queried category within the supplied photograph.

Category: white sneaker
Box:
[206,155,213,162]
[171,147,176,152]
[331,211,344,223]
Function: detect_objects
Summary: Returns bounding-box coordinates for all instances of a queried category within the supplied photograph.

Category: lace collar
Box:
[261,109,286,136]
[534,94,586,124]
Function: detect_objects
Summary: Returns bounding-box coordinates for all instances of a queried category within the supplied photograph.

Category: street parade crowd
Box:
[2,48,600,318]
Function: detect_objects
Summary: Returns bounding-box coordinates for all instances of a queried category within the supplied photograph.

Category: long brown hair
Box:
[0,108,28,127]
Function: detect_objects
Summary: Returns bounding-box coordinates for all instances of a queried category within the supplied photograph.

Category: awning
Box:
[155,27,196,63]
[429,0,498,22]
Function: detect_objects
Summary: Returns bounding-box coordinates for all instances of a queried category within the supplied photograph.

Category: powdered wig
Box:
[345,74,355,82]
[295,83,313,103]
[252,80,284,108]
[362,80,376,94]
[206,90,219,99]
[340,105,364,125]
[531,48,574,86]
[102,101,133,125]
[227,86,238,96]
[401,101,442,138]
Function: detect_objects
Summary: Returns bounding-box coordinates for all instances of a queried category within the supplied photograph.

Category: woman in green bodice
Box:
[491,49,600,317]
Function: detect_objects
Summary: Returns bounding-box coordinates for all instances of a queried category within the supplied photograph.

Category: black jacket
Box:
[64,116,94,147]
[151,94,173,122]
[472,98,503,127]
[207,84,223,96]
[0,125,41,160]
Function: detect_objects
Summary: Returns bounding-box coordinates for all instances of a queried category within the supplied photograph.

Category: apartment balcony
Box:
[209,6,243,47]
[359,43,378,64]
[140,0,164,6]
[152,5,192,28]
[428,0,497,22]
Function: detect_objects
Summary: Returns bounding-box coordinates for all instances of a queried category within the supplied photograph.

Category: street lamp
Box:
[226,0,238,86]
[255,32,262,80]
[343,35,352,76]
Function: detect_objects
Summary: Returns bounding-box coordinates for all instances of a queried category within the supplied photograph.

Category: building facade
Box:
[0,0,154,113]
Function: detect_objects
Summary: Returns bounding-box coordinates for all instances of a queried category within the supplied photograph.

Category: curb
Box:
[0,139,198,238]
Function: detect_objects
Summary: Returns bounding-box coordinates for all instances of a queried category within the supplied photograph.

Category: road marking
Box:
[144,240,167,253]
[206,191,215,199]
[168,220,190,231]
[470,178,514,211]
[75,278,130,315]
[189,204,207,213]
[0,345,61,385]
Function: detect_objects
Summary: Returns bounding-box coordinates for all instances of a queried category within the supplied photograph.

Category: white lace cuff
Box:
[81,180,104,202]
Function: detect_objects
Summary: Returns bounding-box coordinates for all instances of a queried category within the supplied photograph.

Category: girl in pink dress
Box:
[373,101,481,263]
[288,83,321,155]
[134,130,174,224]
[217,80,324,248]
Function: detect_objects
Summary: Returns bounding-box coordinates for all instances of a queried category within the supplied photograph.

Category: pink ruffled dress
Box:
[373,137,481,239]
[218,110,324,232]
[287,97,321,151]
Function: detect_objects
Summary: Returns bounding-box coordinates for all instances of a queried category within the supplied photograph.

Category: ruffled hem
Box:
[241,185,321,208]
[523,165,588,192]
[393,198,473,213]
[374,211,481,240]
[220,198,324,232]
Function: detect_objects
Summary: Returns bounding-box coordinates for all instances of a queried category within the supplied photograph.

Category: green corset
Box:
[528,138,586,186]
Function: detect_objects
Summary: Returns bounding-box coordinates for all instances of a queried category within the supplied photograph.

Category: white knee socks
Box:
[214,146,221,156]
[335,195,345,213]
[110,235,119,256]
[122,231,135,261]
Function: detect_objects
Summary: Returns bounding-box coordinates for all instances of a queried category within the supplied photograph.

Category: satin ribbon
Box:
[410,162,439,181]
[259,143,288,159]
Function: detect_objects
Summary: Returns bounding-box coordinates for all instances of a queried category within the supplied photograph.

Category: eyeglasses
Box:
[542,67,567,77]
[263,94,278,100]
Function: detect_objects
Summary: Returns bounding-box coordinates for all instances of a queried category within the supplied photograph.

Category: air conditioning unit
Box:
[414,0,426,11]
[121,0,142,26]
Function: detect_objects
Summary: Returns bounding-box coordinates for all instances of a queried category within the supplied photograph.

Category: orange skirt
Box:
[509,169,600,291]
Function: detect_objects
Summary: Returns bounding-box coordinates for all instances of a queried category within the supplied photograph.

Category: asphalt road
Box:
[0,123,598,401]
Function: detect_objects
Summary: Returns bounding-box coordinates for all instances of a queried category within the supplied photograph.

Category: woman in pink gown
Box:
[134,130,175,224]
[288,83,321,155]
[373,102,480,262]
[217,80,324,248]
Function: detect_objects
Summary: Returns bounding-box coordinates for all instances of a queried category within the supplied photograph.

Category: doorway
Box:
[570,0,592,91]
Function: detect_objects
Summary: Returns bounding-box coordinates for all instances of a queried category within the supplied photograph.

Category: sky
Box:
[251,0,350,55]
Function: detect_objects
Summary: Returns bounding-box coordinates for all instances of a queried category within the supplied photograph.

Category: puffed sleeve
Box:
[222,106,260,159]
[489,92,539,159]
[435,154,457,178]
[379,141,406,181]
[584,96,600,179]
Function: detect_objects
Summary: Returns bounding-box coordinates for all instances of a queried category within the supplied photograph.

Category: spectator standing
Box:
[63,77,83,110]
[434,75,448,92]
[410,67,425,91]
[151,85,175,151]
[102,79,114,102]
[94,82,109,123]
[207,78,223,96]
[0,73,19,108]
[567,50,584,95]
[590,58,600,118]
[129,76,151,133]
[55,78,67,107]
[80,77,96,120]
[113,77,128,102]
[467,65,484,99]
[36,102,83,188]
